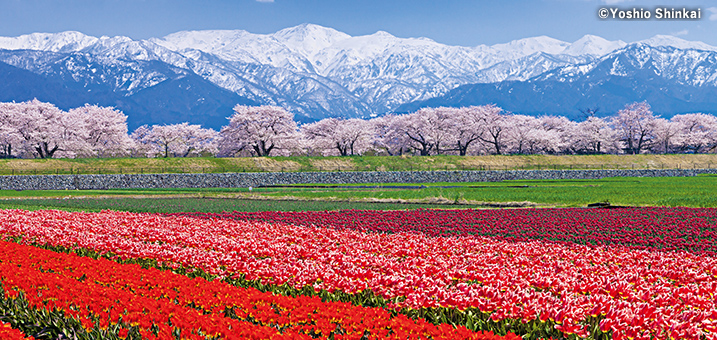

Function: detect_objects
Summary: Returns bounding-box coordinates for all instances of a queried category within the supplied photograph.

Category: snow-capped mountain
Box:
[1,23,716,129]
[400,44,717,119]
[535,44,717,86]
[272,24,352,64]
[0,31,99,53]
[561,35,626,56]
[637,35,717,52]
[490,36,570,59]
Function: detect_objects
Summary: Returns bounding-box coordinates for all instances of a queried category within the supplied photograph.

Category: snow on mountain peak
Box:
[152,29,254,53]
[561,35,626,56]
[274,23,350,42]
[310,30,409,72]
[151,29,309,69]
[0,31,99,53]
[4,27,717,64]
[638,35,717,52]
[372,31,395,38]
[272,23,350,58]
[490,36,570,59]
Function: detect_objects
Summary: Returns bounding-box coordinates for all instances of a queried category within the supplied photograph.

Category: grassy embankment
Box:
[2,154,717,175]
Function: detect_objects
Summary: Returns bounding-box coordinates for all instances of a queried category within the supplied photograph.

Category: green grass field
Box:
[2,175,716,212]
[248,176,717,207]
[2,153,717,175]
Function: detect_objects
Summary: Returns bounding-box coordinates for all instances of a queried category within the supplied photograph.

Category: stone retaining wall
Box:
[1,169,715,190]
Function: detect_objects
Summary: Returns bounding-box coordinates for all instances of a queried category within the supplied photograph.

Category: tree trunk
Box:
[405,133,433,156]
[491,134,502,155]
[457,137,480,156]
[479,130,502,155]
[36,142,59,159]
[418,143,432,156]
[457,144,468,156]
[253,140,274,157]
[336,142,348,156]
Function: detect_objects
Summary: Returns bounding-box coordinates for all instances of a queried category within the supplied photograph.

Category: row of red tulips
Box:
[2,209,716,339]
[168,207,717,255]
[0,321,34,340]
[0,240,515,340]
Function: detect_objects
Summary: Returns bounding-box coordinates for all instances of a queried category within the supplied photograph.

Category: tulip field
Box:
[1,240,511,340]
[170,207,717,255]
[0,321,32,340]
[1,207,717,339]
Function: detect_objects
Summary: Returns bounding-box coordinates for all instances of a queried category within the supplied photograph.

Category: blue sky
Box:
[1,0,716,46]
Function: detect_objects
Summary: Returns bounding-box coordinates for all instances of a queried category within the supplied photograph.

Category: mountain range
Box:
[1,24,716,129]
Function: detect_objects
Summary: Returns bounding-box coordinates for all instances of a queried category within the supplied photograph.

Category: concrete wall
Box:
[1,169,716,190]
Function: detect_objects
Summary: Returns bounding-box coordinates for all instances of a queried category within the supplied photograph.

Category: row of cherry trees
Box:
[232,102,717,157]
[1,99,716,159]
[0,100,133,159]
[0,100,218,159]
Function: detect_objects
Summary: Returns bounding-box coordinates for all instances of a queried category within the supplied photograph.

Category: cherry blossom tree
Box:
[370,114,408,156]
[68,104,134,157]
[610,102,657,154]
[501,115,569,155]
[55,108,93,158]
[425,107,459,155]
[475,105,509,155]
[571,116,616,154]
[538,115,574,154]
[291,136,322,156]
[301,118,374,156]
[505,114,540,154]
[2,99,89,158]
[0,103,23,158]
[530,127,566,154]
[0,100,139,158]
[219,105,298,157]
[386,105,511,156]
[393,112,433,156]
[170,123,219,157]
[650,118,680,154]
[671,113,717,153]
[446,106,485,156]
[132,125,170,158]
[9,100,63,158]
[129,125,154,157]
[392,107,456,156]
[131,123,218,158]
[0,125,18,158]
